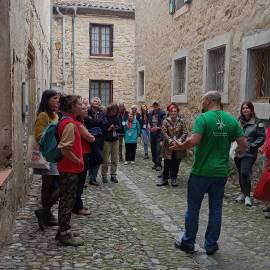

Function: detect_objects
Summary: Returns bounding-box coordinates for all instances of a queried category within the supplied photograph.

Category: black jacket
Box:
[239,117,265,158]
[103,115,122,142]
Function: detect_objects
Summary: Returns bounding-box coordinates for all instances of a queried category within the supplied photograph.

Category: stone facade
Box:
[135,0,270,121]
[52,0,136,108]
[0,0,51,245]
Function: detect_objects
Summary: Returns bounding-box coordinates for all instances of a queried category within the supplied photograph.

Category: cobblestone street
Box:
[0,148,270,270]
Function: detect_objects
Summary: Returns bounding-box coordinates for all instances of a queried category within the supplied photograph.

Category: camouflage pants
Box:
[58,173,79,232]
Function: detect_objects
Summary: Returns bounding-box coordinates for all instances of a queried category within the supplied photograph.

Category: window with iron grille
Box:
[176,0,185,10]
[254,47,270,99]
[174,58,186,95]
[90,24,113,56]
[207,46,226,93]
[89,80,113,106]
[138,70,145,97]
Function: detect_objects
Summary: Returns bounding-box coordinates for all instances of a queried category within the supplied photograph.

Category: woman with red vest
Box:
[56,95,84,247]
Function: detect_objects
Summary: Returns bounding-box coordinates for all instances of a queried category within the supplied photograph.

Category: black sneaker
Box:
[110,176,119,183]
[144,154,149,159]
[156,180,169,186]
[205,245,219,255]
[156,166,162,171]
[174,240,195,254]
[89,180,99,186]
[171,179,178,187]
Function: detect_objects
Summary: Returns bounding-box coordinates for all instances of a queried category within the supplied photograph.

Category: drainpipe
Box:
[72,7,77,94]
[50,0,53,88]
[56,7,66,92]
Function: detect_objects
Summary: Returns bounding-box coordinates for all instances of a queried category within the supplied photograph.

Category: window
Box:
[89,80,113,106]
[207,46,226,93]
[240,29,270,119]
[137,66,145,101]
[174,58,186,95]
[254,47,270,99]
[90,24,113,57]
[138,71,144,97]
[203,33,231,103]
[171,49,188,103]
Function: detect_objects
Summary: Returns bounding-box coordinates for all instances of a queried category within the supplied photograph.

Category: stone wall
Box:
[52,6,136,108]
[135,0,270,121]
[0,0,51,246]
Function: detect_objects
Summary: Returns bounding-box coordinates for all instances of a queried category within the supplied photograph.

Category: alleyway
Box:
[0,148,270,270]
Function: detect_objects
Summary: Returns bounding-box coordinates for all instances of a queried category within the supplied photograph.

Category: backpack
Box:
[39,116,69,163]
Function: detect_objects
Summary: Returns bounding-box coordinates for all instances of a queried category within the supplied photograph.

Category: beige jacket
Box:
[161,116,188,160]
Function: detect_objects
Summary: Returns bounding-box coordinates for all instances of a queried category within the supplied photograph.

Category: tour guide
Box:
[170,91,247,255]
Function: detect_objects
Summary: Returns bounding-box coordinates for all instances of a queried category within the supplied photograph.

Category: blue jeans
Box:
[89,165,100,182]
[181,173,227,250]
[141,128,150,155]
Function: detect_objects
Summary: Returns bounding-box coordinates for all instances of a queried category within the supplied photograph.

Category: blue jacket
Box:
[124,119,141,143]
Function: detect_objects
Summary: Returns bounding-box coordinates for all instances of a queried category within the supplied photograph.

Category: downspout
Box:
[56,7,66,92]
[50,0,53,88]
[72,7,77,94]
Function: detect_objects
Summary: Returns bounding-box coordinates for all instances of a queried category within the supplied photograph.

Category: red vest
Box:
[57,114,84,173]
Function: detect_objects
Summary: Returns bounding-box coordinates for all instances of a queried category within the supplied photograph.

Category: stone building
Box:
[0,0,51,245]
[135,0,270,121]
[52,0,136,108]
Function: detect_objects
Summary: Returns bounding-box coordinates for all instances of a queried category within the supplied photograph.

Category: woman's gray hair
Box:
[91,97,101,103]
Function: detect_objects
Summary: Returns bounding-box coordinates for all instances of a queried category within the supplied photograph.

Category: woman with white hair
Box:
[84,97,105,186]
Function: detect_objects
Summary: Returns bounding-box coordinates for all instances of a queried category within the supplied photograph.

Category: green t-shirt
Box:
[191,110,244,177]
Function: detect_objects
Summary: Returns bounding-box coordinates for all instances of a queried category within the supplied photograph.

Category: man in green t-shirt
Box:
[171,91,246,255]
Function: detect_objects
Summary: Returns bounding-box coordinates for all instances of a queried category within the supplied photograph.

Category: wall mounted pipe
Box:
[72,7,77,94]
[56,7,66,92]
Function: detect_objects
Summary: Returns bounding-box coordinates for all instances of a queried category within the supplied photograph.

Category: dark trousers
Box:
[119,136,124,160]
[125,143,137,161]
[181,174,227,249]
[163,152,181,180]
[41,175,60,212]
[234,156,256,197]
[150,132,162,167]
[74,154,89,210]
[58,173,79,232]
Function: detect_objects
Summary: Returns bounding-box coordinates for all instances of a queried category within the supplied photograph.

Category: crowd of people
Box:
[32,89,269,252]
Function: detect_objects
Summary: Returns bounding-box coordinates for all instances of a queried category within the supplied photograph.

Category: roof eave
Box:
[53,5,135,19]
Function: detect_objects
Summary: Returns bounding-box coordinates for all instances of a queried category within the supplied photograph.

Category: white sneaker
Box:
[124,161,128,165]
[131,161,135,165]
[245,196,252,207]
[235,193,245,203]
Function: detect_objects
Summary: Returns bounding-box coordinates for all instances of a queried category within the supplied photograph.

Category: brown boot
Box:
[55,231,84,247]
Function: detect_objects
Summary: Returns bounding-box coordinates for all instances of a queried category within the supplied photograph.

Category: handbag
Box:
[26,135,50,170]
[229,141,237,160]
[253,169,270,202]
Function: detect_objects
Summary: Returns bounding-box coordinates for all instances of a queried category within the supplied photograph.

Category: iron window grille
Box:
[89,80,113,106]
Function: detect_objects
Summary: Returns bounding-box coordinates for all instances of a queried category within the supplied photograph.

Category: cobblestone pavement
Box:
[0,148,270,270]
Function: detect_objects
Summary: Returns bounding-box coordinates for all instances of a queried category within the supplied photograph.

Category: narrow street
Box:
[0,148,269,270]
